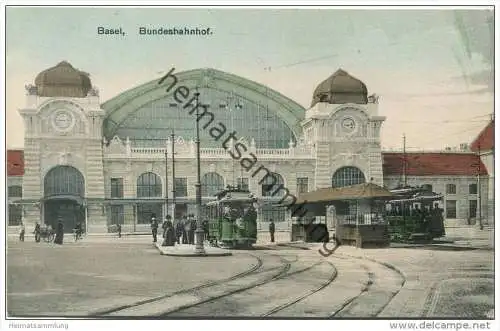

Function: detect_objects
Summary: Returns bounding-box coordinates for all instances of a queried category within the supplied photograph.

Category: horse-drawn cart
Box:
[39,225,55,242]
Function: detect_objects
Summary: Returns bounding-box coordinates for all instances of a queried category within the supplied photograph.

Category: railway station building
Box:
[6,61,493,234]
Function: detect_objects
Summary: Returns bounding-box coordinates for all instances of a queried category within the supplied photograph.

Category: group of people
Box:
[18,218,67,245]
[388,203,443,219]
[150,213,210,246]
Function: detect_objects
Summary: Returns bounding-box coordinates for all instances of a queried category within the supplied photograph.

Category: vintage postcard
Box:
[2,3,496,330]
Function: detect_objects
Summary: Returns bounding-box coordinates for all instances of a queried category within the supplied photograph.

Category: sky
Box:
[5,7,494,150]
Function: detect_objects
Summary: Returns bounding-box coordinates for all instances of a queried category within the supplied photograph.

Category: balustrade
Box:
[104,137,314,160]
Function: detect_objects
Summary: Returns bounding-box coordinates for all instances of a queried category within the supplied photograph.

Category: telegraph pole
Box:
[477,142,483,230]
[171,131,176,220]
[194,91,206,254]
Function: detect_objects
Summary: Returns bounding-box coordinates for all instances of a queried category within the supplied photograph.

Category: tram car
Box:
[204,186,258,249]
[385,186,446,243]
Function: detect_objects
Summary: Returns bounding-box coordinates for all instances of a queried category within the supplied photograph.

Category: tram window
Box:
[446,184,456,194]
[469,183,478,194]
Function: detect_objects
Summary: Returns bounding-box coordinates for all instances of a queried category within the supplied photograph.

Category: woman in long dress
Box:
[54,220,64,245]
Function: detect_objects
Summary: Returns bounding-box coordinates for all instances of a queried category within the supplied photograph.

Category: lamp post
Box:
[194,91,206,254]
[164,141,169,220]
[171,131,176,220]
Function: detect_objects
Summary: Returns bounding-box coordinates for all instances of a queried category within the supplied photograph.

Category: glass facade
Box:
[332,166,365,188]
[44,166,85,197]
[137,172,162,198]
[112,87,296,148]
[262,173,284,197]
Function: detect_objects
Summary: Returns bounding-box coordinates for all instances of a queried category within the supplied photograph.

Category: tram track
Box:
[329,256,405,318]
[90,252,265,316]
[165,258,332,317]
[260,261,337,317]
[96,253,293,317]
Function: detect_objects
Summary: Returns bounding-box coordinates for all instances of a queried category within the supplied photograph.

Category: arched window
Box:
[44,166,85,197]
[137,172,162,197]
[261,172,284,197]
[332,166,365,188]
[201,172,224,197]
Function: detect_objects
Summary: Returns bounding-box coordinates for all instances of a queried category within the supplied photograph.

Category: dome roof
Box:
[311,69,368,107]
[34,61,92,97]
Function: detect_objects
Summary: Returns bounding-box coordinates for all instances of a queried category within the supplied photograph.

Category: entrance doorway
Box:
[43,165,86,233]
[44,200,85,233]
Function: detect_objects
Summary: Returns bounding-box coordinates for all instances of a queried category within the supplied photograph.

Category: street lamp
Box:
[171,131,176,220]
[194,91,206,254]
[164,141,169,220]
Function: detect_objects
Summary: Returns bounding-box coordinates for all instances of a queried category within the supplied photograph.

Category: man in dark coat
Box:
[151,214,159,243]
[189,215,197,245]
[202,219,209,241]
[175,218,183,244]
[183,215,190,244]
[19,223,25,242]
[34,222,41,243]
[269,219,275,243]
[54,219,64,245]
[162,216,169,238]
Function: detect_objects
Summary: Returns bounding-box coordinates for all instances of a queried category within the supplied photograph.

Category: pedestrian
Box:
[162,215,175,247]
[189,214,197,245]
[117,223,122,238]
[175,218,183,244]
[34,222,41,243]
[19,222,25,242]
[54,219,64,245]
[162,215,170,239]
[151,214,159,243]
[183,215,190,244]
[202,219,209,241]
[269,219,275,243]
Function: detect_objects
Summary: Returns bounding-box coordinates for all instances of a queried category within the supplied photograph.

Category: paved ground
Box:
[6,236,257,316]
[6,233,495,319]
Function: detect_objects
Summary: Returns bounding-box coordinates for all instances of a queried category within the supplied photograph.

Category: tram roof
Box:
[388,192,444,204]
[295,182,393,205]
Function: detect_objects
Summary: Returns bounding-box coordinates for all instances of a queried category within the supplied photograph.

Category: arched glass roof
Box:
[101,68,306,148]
